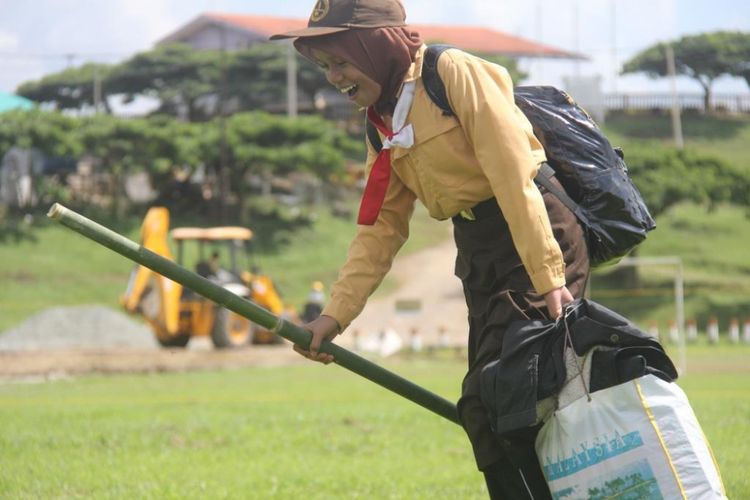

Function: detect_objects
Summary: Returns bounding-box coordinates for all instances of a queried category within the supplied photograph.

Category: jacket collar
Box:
[396,44,427,97]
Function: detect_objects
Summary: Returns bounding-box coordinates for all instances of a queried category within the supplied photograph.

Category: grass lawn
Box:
[0,212,137,333]
[0,359,479,499]
[1,343,748,499]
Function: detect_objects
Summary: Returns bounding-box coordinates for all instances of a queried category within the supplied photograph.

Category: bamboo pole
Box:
[47,203,460,425]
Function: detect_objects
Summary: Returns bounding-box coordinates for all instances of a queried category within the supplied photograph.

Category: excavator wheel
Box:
[210,307,252,348]
[156,334,191,348]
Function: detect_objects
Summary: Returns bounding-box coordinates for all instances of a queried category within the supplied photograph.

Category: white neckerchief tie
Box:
[381,81,416,150]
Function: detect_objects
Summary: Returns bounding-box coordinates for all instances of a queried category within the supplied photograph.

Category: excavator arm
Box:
[120,207,182,337]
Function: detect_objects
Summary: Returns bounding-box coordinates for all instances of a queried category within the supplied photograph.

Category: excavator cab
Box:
[122,207,290,349]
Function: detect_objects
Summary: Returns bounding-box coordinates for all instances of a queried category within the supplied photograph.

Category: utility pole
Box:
[611,0,618,93]
[572,0,580,78]
[665,44,684,149]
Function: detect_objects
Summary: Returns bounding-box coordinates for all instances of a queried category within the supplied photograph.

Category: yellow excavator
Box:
[121,207,293,348]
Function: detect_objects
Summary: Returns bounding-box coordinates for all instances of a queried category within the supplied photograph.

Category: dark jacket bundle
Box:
[479,299,677,436]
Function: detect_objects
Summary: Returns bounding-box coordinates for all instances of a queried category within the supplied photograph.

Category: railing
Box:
[604,93,750,114]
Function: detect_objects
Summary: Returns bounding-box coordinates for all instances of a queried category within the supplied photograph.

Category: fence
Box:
[605,92,750,114]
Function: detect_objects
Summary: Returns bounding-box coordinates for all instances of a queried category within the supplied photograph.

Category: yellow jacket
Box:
[322,45,566,329]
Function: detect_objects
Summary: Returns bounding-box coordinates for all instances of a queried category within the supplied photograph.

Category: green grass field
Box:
[1,343,747,499]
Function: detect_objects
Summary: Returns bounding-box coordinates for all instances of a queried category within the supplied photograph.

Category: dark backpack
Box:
[366,45,656,267]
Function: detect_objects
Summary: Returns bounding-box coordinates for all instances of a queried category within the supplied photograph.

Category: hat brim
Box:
[269,26,350,40]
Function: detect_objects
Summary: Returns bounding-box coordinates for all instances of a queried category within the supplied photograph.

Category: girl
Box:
[272,1,589,497]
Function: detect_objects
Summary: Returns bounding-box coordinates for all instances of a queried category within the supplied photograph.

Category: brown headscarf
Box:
[294,27,422,116]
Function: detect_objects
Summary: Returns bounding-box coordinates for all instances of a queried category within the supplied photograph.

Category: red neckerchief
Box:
[358,106,394,225]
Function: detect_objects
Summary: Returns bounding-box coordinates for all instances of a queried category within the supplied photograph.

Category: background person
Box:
[301,280,326,323]
[272,1,589,498]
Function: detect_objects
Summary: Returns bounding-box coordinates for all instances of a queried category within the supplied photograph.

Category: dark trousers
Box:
[452,181,590,499]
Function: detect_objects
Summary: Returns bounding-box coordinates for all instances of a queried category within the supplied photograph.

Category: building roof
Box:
[158,13,585,60]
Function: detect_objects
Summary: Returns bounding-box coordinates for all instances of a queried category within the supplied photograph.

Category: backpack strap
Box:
[422,44,455,117]
[366,44,455,153]
[535,163,591,227]
[365,118,383,154]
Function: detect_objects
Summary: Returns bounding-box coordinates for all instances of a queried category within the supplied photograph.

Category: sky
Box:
[1,0,749,97]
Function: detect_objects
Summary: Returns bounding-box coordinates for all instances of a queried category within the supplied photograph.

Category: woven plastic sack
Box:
[535,374,726,499]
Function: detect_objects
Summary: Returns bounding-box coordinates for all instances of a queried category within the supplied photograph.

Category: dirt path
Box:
[0,345,304,382]
[0,237,467,379]
[339,237,467,349]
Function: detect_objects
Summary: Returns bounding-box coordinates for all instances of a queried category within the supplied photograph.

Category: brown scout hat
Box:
[269,0,406,40]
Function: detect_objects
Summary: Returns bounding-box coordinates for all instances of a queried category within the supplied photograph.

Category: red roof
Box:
[160,13,584,60]
[410,24,579,59]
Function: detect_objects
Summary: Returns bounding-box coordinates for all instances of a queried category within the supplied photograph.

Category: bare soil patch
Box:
[0,345,303,382]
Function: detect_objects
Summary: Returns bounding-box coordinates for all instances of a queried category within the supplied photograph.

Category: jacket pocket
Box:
[391,110,459,161]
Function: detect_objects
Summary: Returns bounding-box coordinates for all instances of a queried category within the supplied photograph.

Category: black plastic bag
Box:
[515,86,656,266]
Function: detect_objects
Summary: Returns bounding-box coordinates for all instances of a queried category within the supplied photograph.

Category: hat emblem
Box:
[310,0,330,22]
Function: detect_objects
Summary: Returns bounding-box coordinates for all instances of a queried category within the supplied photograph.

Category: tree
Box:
[197,112,360,224]
[75,115,190,216]
[16,63,113,113]
[622,31,749,112]
[0,110,83,210]
[737,63,750,88]
[104,43,331,120]
[43,44,330,120]
[105,44,222,121]
[226,44,330,112]
[0,110,82,158]
[626,145,750,217]
[720,31,750,89]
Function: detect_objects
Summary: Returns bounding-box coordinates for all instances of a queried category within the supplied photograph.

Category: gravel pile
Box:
[0,305,157,350]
